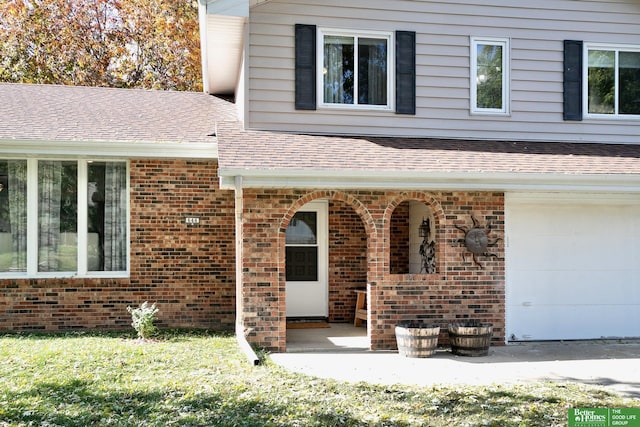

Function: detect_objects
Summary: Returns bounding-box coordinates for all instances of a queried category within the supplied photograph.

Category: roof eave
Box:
[0,139,218,160]
[219,168,640,193]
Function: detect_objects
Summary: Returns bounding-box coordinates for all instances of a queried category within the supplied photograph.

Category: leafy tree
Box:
[116,0,201,90]
[0,0,201,91]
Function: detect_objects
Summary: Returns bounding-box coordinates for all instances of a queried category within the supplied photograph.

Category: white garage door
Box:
[506,193,640,341]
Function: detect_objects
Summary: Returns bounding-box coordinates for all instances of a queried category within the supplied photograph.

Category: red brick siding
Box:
[240,189,504,352]
[328,202,367,322]
[0,159,236,332]
[1,169,506,352]
[389,201,409,274]
[373,191,504,349]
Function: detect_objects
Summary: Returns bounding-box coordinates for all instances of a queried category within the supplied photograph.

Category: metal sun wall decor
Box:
[454,215,502,268]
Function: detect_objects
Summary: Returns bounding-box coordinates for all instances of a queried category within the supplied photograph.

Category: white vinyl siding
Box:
[246,0,640,143]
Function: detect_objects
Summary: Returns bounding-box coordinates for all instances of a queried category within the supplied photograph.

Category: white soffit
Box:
[202,0,270,14]
[0,140,218,159]
[206,14,246,95]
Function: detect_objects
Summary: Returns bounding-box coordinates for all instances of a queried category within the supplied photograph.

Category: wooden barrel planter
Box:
[448,322,493,357]
[395,321,440,358]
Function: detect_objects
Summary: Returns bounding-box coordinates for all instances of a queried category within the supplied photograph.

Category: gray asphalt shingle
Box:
[0,83,237,144]
[2,83,639,178]
[217,121,640,176]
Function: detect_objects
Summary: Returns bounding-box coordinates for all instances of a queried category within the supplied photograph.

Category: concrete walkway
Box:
[271,324,640,399]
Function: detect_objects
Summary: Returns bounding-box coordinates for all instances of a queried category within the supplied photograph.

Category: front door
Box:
[285,201,328,318]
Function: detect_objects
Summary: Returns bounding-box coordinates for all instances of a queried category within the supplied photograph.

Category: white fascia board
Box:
[219,168,640,193]
[0,139,218,159]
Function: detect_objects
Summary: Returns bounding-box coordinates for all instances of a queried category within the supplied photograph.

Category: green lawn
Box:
[0,331,637,426]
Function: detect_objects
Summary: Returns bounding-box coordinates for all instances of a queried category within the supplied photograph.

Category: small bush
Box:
[127,301,159,339]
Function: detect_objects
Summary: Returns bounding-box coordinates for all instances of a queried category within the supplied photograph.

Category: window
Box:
[0,160,27,273]
[319,29,393,109]
[586,44,640,117]
[295,25,415,114]
[0,159,128,277]
[471,37,510,115]
[285,211,318,281]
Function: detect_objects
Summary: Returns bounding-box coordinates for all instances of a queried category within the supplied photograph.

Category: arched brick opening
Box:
[368,192,448,349]
[280,190,376,237]
[279,191,377,348]
[383,192,446,275]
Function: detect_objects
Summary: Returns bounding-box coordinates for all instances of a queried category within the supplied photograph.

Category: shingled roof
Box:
[216,121,640,192]
[0,83,237,144]
[218,123,640,174]
[2,83,640,193]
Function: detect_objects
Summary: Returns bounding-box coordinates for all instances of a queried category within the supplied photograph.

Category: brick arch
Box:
[277,190,377,338]
[383,192,446,274]
[383,192,445,223]
[279,190,376,238]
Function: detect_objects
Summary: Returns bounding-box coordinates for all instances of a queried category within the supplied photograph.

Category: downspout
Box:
[233,175,260,365]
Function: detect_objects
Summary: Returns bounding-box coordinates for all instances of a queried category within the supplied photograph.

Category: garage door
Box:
[506,193,640,341]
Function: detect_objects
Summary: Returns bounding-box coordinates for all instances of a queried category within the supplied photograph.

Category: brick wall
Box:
[328,202,367,322]
[0,169,505,351]
[0,159,236,333]
[373,191,504,349]
[389,201,409,274]
[240,189,504,352]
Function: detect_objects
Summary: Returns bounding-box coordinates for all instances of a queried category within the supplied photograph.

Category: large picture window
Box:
[319,29,392,110]
[0,159,128,277]
[471,37,510,115]
[586,45,640,117]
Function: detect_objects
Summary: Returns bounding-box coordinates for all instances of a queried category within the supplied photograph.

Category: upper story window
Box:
[586,44,640,118]
[0,159,128,278]
[295,24,416,114]
[470,37,510,115]
[319,29,393,110]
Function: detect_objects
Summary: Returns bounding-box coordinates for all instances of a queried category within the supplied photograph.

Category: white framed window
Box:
[585,43,640,118]
[318,28,394,110]
[471,37,510,115]
[0,158,129,278]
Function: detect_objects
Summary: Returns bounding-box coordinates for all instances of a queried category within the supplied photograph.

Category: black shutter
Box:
[396,30,416,115]
[563,40,583,121]
[295,24,316,110]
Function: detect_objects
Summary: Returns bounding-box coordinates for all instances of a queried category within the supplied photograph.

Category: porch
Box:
[236,189,505,352]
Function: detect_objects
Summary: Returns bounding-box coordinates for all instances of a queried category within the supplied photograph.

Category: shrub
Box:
[127,301,159,339]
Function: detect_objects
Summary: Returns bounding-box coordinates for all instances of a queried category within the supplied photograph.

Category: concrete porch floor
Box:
[274,323,640,399]
[285,323,370,352]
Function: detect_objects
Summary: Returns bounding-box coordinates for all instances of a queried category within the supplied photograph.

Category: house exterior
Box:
[200,0,640,351]
[1,0,639,353]
[0,84,238,332]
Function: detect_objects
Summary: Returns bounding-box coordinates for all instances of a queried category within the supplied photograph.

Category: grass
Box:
[0,330,637,427]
